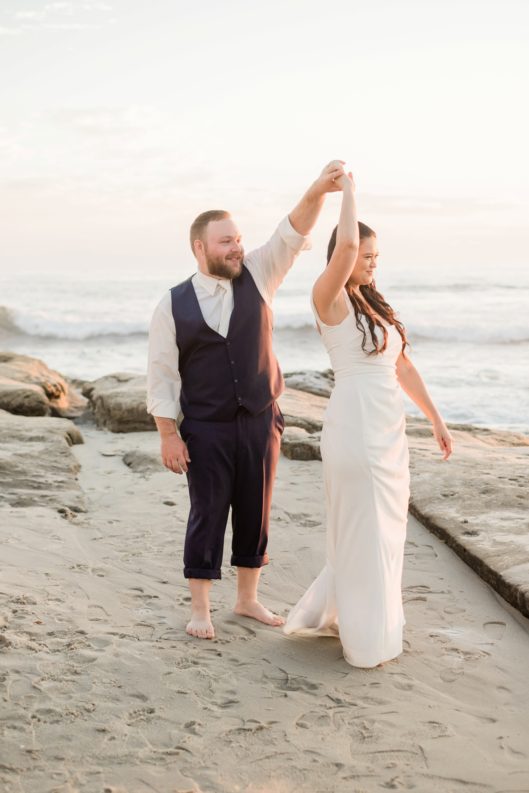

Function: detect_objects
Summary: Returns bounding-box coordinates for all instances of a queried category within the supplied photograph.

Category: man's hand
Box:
[161,432,191,474]
[313,160,347,195]
[289,159,348,236]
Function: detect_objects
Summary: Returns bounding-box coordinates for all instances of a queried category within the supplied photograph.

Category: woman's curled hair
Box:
[327,223,409,356]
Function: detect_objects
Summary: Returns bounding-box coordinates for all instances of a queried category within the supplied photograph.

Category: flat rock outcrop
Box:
[284,369,334,398]
[407,417,529,618]
[80,377,326,435]
[0,409,85,511]
[278,387,327,433]
[82,373,155,433]
[0,352,87,418]
[281,426,322,461]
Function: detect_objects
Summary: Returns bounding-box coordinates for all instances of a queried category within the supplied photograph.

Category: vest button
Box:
[234,379,238,383]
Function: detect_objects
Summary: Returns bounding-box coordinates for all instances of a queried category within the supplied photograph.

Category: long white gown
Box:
[283,291,410,668]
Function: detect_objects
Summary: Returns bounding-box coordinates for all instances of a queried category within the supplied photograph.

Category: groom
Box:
[147,160,345,639]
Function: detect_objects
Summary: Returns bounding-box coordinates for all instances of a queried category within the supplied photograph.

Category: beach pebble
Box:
[122,450,165,475]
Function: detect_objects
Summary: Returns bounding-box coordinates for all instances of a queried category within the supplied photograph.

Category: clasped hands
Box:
[314,160,355,194]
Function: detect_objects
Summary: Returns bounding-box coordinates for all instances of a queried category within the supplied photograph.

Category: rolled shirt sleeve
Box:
[244,215,312,306]
[146,291,181,420]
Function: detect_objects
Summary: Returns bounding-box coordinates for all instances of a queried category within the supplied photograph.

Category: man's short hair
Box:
[189,210,231,253]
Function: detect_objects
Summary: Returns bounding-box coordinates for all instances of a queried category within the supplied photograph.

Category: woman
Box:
[283,168,453,668]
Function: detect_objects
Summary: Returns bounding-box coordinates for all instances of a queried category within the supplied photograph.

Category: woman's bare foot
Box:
[234,600,285,626]
[186,613,215,639]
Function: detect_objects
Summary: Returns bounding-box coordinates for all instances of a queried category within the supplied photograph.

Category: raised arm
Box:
[288,160,346,236]
[312,172,359,324]
[396,353,453,460]
[245,160,347,305]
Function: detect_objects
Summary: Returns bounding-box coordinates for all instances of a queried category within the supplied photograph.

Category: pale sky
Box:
[1,0,528,277]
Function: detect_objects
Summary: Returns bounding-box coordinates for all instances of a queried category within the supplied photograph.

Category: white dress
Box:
[284,292,410,668]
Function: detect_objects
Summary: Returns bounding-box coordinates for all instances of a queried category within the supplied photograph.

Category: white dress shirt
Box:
[147,215,311,420]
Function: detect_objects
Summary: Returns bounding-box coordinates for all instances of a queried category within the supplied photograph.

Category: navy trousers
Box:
[179,402,285,579]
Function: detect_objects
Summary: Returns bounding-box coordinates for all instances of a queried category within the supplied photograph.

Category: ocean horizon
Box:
[2,260,528,433]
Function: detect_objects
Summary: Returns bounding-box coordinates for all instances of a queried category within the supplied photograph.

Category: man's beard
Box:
[205,250,244,280]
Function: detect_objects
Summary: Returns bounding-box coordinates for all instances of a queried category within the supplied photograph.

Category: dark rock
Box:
[83,373,155,433]
[0,352,87,418]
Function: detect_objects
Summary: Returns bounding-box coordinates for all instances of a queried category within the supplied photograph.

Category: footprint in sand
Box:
[483,620,507,640]
[89,635,113,650]
[87,603,110,623]
[266,669,320,694]
[443,606,466,615]
[296,709,331,729]
[184,719,203,735]
[31,707,64,723]
[126,706,156,724]
[223,620,257,639]
[406,584,447,595]
[390,672,414,691]
[419,720,455,738]
[132,622,156,639]
[445,646,490,661]
[440,666,464,683]
[212,696,240,709]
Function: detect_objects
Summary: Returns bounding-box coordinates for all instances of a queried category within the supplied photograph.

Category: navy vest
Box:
[170,265,284,421]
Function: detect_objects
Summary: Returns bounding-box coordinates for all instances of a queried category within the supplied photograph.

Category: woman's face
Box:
[347,235,378,288]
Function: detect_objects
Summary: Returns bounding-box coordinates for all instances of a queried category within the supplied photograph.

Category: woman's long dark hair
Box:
[327,222,409,356]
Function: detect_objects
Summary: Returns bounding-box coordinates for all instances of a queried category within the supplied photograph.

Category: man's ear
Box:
[193,238,204,259]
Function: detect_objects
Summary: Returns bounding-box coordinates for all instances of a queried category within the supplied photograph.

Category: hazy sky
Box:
[1,0,528,277]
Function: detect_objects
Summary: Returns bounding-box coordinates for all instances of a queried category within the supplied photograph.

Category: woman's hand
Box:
[432,418,453,460]
[335,170,355,192]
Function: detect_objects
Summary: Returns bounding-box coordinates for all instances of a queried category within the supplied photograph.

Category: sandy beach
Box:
[3,0,529,788]
[2,417,529,793]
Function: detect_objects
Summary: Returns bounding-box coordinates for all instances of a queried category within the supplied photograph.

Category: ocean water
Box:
[1,261,528,433]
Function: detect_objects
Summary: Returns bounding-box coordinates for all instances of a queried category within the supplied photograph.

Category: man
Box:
[147,160,346,640]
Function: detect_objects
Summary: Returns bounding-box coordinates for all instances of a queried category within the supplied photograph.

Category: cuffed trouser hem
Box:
[230,553,269,568]
[184,568,222,580]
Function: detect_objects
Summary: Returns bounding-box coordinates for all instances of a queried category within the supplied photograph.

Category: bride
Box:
[283,166,453,668]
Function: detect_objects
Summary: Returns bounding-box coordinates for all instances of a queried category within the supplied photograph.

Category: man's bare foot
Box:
[234,600,285,627]
[186,614,215,639]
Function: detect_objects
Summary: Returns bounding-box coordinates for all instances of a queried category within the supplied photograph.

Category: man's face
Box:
[202,218,244,279]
